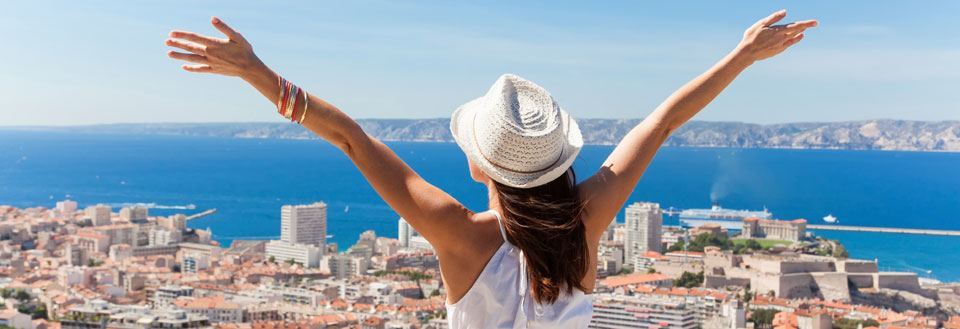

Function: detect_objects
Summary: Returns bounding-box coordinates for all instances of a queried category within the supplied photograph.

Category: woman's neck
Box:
[486,181,502,213]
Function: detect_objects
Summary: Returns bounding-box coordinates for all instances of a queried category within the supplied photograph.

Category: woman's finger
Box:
[165,38,206,54]
[169,30,224,46]
[757,10,787,28]
[783,33,805,48]
[182,64,213,73]
[211,17,243,41]
[167,51,208,64]
[782,20,818,34]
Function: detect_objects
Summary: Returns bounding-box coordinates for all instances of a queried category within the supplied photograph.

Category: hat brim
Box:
[450,97,583,189]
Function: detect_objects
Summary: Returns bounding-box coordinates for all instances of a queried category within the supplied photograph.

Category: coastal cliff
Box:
[16,119,960,152]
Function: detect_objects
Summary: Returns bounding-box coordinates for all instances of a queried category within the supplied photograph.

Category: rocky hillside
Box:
[14,119,960,152]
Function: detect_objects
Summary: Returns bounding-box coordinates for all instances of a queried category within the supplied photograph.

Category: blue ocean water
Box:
[1,131,959,281]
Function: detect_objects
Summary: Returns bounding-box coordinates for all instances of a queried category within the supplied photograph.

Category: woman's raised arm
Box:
[579,10,817,233]
[165,17,472,252]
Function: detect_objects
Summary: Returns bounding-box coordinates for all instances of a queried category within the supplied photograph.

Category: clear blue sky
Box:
[1,1,958,125]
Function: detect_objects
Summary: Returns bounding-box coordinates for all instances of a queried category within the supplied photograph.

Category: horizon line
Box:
[2,117,959,129]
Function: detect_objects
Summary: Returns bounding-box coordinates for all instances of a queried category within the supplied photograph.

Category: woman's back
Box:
[165,11,816,328]
[445,210,593,329]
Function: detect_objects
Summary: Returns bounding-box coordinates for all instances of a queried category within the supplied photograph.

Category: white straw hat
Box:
[450,74,583,188]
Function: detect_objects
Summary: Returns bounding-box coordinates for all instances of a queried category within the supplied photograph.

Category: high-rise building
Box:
[119,205,149,224]
[397,217,432,250]
[398,218,412,248]
[158,214,187,232]
[56,200,78,216]
[85,204,112,226]
[624,202,663,269]
[280,202,327,248]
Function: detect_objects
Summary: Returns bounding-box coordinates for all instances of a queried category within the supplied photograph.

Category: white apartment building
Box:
[56,199,78,216]
[149,228,181,246]
[398,218,412,247]
[590,295,698,329]
[154,285,194,308]
[86,204,112,226]
[96,224,137,246]
[328,254,370,279]
[119,205,149,223]
[624,202,663,269]
[0,309,32,329]
[598,242,624,275]
[265,240,321,268]
[280,202,327,247]
[181,251,210,273]
[158,214,187,232]
[398,217,433,250]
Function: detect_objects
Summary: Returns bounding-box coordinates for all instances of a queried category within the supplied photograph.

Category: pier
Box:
[808,224,960,236]
[185,208,217,221]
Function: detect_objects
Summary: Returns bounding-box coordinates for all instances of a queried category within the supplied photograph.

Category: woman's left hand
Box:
[737,10,818,63]
[165,17,265,78]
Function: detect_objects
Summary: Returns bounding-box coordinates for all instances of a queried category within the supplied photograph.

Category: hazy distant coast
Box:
[7,119,960,152]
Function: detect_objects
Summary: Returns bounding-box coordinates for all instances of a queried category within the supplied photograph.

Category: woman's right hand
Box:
[737,10,817,63]
[166,17,266,78]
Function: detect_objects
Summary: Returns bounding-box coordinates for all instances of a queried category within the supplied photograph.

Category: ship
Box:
[823,214,838,224]
[679,203,773,230]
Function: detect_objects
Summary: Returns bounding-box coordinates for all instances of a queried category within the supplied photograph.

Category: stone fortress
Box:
[702,248,929,302]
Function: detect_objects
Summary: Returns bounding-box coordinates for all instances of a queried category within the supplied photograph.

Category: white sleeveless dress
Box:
[445,210,594,329]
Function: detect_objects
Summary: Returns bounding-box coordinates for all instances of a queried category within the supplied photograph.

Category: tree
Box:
[749,309,777,327]
[14,289,31,302]
[430,289,441,297]
[32,303,48,320]
[668,232,732,252]
[646,267,657,274]
[268,256,276,263]
[673,271,704,288]
[17,303,33,315]
[833,318,880,329]
[833,242,849,259]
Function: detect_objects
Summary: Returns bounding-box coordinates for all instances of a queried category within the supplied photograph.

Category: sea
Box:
[1,131,959,281]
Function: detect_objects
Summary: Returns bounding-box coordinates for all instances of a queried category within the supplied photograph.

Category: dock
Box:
[808,224,960,236]
[185,208,217,221]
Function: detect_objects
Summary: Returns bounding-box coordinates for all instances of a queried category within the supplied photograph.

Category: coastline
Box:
[3,118,960,153]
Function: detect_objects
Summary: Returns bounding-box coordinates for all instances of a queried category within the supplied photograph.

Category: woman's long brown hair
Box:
[494,168,589,304]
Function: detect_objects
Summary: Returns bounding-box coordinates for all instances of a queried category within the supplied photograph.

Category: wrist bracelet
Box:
[276,75,307,125]
[299,91,309,124]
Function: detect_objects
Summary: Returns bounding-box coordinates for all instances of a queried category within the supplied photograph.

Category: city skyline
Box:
[2,1,959,126]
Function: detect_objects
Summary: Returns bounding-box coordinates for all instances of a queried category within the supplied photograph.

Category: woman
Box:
[166,10,815,328]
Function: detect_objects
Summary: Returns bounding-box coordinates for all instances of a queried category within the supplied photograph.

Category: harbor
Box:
[671,203,960,237]
[808,224,960,236]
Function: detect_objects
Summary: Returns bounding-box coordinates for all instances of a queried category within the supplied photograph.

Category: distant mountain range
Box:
[8,119,960,152]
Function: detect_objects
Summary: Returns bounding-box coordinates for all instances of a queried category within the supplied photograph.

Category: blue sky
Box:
[1,1,958,125]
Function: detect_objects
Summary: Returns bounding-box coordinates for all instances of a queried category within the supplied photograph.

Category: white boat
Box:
[823,214,838,224]
[679,203,772,230]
